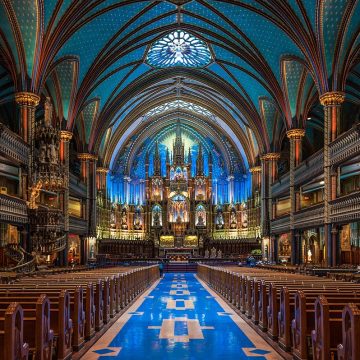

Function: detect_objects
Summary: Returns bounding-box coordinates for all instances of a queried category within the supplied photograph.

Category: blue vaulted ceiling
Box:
[0,0,359,174]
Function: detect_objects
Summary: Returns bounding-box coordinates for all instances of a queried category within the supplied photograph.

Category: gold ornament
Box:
[260,153,280,161]
[249,166,262,173]
[15,92,40,107]
[319,91,345,106]
[286,128,305,139]
[60,130,73,141]
[78,153,98,161]
[96,167,109,174]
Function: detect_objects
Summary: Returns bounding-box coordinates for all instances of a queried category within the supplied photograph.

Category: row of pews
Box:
[198,264,360,360]
[0,265,159,360]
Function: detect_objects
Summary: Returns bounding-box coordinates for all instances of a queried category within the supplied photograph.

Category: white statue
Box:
[217,249,222,259]
[307,249,312,262]
[210,247,217,258]
[49,139,58,164]
[204,249,209,258]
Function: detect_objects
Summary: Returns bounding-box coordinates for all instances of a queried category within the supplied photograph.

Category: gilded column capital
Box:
[286,128,305,139]
[260,153,280,161]
[96,167,109,174]
[15,92,40,107]
[319,91,345,106]
[78,153,98,161]
[60,130,73,142]
[249,166,262,173]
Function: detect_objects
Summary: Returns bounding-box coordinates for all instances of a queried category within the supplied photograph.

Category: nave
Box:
[84,273,279,360]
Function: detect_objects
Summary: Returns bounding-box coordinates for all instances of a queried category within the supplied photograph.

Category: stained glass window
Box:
[146,30,212,68]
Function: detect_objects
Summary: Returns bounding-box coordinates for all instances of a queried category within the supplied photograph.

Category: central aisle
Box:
[84,273,282,359]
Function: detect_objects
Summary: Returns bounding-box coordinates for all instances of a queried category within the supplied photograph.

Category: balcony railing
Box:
[69,216,87,233]
[272,173,290,197]
[294,150,324,186]
[29,207,64,229]
[294,203,324,229]
[69,172,87,196]
[0,193,28,224]
[0,123,29,164]
[271,125,360,198]
[212,227,260,240]
[330,191,360,223]
[271,214,290,234]
[330,123,360,166]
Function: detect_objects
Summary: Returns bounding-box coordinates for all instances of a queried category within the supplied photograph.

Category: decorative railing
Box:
[212,227,260,240]
[0,123,29,164]
[294,150,324,186]
[271,214,290,234]
[69,216,87,233]
[9,256,36,273]
[330,123,360,166]
[270,125,360,200]
[38,234,67,254]
[29,207,64,228]
[98,229,147,240]
[330,191,360,223]
[0,193,28,224]
[294,203,324,229]
[69,172,87,196]
[4,243,24,264]
[1,245,35,273]
[272,173,290,197]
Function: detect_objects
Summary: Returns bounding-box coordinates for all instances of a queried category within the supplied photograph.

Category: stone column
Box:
[78,153,98,237]
[260,153,280,236]
[15,92,40,200]
[88,155,98,237]
[60,131,72,265]
[287,129,305,265]
[320,91,345,266]
[249,166,261,195]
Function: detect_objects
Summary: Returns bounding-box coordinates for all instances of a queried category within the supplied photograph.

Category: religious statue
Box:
[121,209,128,229]
[90,244,95,259]
[217,249,222,259]
[230,210,237,229]
[204,249,209,258]
[39,140,47,163]
[210,247,217,258]
[197,214,204,227]
[153,212,160,227]
[134,211,142,230]
[49,139,58,164]
[216,211,224,229]
[28,180,42,209]
[307,249,312,263]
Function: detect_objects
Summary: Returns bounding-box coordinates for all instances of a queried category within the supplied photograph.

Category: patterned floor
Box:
[83,273,282,359]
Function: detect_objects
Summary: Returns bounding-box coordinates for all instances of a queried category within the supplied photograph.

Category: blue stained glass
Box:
[146,30,212,68]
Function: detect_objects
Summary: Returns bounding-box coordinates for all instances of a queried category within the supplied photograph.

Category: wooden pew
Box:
[0,291,72,360]
[311,296,360,360]
[277,287,360,355]
[0,286,84,351]
[0,266,159,360]
[197,264,360,360]
[0,295,53,360]
[337,303,360,360]
[0,302,29,360]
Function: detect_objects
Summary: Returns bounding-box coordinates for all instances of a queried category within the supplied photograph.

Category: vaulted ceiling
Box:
[0,0,359,174]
